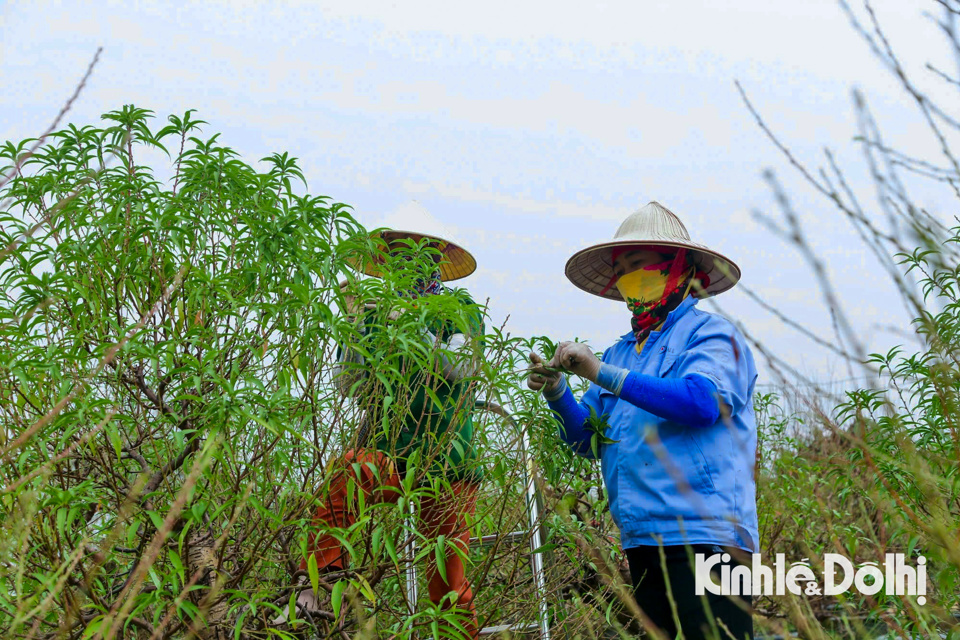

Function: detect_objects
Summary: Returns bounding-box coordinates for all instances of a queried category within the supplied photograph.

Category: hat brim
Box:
[345,229,477,282]
[564,239,740,301]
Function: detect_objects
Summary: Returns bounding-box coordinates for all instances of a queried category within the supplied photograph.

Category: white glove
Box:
[527,352,563,396]
[550,341,601,383]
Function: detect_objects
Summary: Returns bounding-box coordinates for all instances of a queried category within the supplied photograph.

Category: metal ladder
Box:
[403,399,552,639]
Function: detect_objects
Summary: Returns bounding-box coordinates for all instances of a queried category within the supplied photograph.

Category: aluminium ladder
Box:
[403,399,552,639]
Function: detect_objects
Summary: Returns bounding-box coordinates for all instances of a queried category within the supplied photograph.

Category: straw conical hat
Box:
[564,201,741,300]
[348,200,477,282]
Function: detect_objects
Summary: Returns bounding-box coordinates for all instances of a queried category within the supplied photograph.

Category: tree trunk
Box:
[185,528,230,640]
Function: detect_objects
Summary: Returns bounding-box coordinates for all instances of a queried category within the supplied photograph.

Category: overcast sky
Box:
[3,0,957,394]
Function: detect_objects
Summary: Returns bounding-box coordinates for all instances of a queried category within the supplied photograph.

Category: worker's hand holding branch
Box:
[550,341,601,383]
[526,352,563,394]
[528,341,602,394]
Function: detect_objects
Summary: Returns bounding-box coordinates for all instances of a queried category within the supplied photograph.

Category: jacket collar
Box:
[619,295,699,343]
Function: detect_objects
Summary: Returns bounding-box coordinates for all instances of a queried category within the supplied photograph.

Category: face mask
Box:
[613,251,697,351]
[613,259,674,305]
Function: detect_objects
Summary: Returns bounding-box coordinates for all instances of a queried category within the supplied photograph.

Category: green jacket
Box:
[341,290,485,484]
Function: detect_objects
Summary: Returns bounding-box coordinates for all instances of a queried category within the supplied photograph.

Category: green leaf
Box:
[356,574,376,604]
[423,386,445,412]
[307,553,319,598]
[371,526,382,556]
[331,579,347,621]
[169,549,184,584]
[434,535,448,583]
[287,590,297,625]
[584,405,618,458]
[384,533,399,567]
[81,616,104,639]
[146,510,165,531]
[106,423,122,460]
[233,606,248,640]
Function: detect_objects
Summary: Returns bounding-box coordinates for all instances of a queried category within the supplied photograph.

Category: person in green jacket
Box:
[295,219,485,639]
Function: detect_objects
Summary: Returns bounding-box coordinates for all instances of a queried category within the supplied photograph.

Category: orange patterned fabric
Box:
[303,449,480,638]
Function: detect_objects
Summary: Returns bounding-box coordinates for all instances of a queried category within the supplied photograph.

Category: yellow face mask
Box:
[614,267,670,306]
[615,263,696,352]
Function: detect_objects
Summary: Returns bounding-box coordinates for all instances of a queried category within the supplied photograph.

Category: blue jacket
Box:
[554,295,759,553]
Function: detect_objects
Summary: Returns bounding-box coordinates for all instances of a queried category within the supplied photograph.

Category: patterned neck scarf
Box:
[412,269,444,298]
[604,245,711,350]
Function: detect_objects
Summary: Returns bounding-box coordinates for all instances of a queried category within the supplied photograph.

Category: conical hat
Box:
[347,200,477,281]
[564,201,741,300]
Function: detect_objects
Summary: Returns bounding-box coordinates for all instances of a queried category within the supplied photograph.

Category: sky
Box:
[2,0,958,396]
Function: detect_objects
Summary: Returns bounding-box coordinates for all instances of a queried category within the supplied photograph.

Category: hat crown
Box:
[379,200,459,244]
[613,201,694,244]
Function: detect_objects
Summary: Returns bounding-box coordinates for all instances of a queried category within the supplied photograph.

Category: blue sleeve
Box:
[616,371,721,428]
[671,319,755,418]
[544,376,603,460]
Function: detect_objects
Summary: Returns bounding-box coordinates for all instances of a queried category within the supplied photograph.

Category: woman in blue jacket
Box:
[528,201,759,640]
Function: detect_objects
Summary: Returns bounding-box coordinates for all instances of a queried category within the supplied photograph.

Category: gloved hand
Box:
[550,341,601,383]
[527,352,563,395]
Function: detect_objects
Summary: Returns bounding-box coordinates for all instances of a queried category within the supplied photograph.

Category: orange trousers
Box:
[302,449,480,639]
